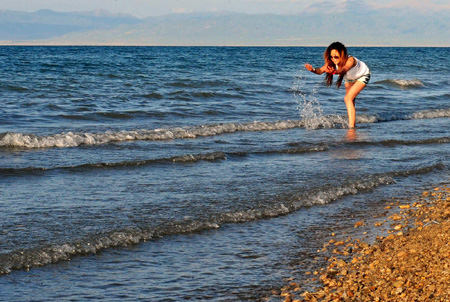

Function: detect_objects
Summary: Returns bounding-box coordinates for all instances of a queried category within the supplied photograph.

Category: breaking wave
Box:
[1,108,448,149]
[376,79,425,89]
[0,120,304,149]
[411,108,450,119]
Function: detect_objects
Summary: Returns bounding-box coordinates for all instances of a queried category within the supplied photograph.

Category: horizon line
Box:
[0,42,449,48]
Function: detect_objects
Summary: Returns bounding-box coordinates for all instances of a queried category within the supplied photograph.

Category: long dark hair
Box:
[324,42,347,88]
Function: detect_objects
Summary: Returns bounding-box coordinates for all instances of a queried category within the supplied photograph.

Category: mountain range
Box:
[0,2,448,46]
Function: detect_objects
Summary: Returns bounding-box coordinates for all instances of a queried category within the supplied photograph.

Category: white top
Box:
[340,56,370,81]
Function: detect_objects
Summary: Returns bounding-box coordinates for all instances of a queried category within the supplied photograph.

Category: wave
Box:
[374,108,450,123]
[142,92,164,99]
[346,136,450,148]
[0,163,443,275]
[0,152,227,176]
[1,84,30,92]
[1,108,449,149]
[3,136,447,176]
[263,144,329,155]
[61,111,143,121]
[0,120,305,149]
[411,108,450,119]
[375,79,425,89]
[286,136,450,150]
[0,145,329,176]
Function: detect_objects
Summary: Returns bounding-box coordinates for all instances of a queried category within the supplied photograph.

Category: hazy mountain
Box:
[0,4,448,46]
[304,0,374,14]
[0,9,142,40]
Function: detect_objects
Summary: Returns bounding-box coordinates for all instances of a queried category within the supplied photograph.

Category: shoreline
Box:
[278,185,450,301]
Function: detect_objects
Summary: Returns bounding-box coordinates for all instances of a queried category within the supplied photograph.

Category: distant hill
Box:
[0,4,448,46]
[0,9,142,40]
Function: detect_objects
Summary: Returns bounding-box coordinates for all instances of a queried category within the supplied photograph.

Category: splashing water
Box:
[292,74,347,130]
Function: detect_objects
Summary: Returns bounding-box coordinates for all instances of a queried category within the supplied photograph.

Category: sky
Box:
[1,0,449,18]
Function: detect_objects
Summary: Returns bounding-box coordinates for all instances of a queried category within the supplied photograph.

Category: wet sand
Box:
[279,186,450,302]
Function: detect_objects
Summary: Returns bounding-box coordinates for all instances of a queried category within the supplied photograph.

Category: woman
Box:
[305,42,370,129]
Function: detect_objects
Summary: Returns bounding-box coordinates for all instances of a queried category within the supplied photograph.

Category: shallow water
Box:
[0,46,449,301]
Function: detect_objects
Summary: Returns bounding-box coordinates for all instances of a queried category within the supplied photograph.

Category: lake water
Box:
[0,46,449,301]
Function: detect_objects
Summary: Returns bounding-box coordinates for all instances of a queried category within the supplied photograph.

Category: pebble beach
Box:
[279,186,450,302]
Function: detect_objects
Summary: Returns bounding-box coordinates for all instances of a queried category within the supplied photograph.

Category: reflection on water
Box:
[346,128,357,141]
[329,129,365,160]
[331,148,364,161]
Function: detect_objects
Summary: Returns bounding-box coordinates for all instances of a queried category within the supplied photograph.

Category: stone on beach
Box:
[280,186,450,301]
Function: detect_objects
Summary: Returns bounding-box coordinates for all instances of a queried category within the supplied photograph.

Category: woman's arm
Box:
[305,63,334,75]
[334,56,356,75]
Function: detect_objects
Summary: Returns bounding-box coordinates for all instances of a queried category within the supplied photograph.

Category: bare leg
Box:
[344,81,366,128]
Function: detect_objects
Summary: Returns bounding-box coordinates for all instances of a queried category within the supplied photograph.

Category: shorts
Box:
[345,73,371,85]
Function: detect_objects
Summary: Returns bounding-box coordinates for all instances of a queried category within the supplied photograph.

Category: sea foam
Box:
[376,78,425,89]
[0,108,448,149]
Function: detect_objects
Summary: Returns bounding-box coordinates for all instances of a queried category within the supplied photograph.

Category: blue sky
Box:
[1,0,449,18]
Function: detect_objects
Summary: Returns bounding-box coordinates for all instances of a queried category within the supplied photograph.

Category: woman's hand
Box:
[326,65,336,74]
[305,63,314,72]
